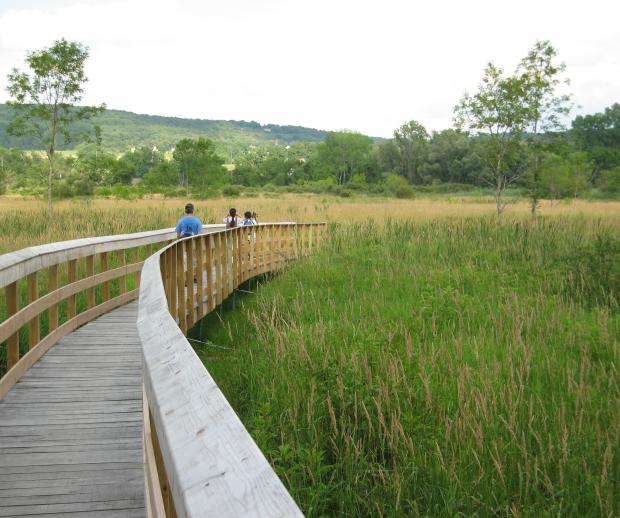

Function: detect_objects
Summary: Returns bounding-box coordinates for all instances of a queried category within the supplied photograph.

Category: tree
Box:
[538,152,589,203]
[393,120,428,184]
[375,140,401,176]
[113,146,164,185]
[572,103,620,182]
[418,129,486,184]
[598,166,620,195]
[313,132,375,185]
[71,143,117,186]
[518,41,572,216]
[5,39,104,217]
[143,161,179,189]
[173,137,226,193]
[454,63,530,216]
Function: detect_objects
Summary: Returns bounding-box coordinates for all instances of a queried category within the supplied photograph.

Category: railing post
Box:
[68,259,77,319]
[254,226,260,274]
[227,231,234,296]
[27,272,39,349]
[169,247,177,322]
[216,232,224,306]
[261,225,267,274]
[279,225,285,270]
[86,255,95,308]
[101,252,110,302]
[206,234,214,313]
[245,226,251,279]
[287,225,294,262]
[196,236,205,320]
[119,250,127,295]
[134,248,141,288]
[269,225,275,272]
[186,239,195,330]
[48,265,58,332]
[5,281,19,369]
[176,242,186,333]
[237,226,247,286]
[231,229,238,289]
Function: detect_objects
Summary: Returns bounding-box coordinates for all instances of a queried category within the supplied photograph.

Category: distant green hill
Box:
[0,104,327,157]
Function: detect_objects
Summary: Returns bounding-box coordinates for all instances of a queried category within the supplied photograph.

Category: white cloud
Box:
[0,0,618,137]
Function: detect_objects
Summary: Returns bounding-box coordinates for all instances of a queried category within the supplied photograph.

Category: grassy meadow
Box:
[1,194,619,515]
[195,217,619,517]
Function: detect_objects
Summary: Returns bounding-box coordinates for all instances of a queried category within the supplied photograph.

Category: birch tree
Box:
[6,39,104,217]
[454,63,529,216]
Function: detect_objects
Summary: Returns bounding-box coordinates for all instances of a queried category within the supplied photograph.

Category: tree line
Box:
[1,39,619,214]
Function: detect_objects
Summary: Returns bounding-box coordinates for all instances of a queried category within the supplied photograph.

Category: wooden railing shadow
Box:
[139,222,325,517]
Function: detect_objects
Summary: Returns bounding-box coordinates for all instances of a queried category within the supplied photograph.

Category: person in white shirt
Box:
[223,208,240,228]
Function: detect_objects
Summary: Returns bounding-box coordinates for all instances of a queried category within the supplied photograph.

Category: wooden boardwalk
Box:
[0,302,145,517]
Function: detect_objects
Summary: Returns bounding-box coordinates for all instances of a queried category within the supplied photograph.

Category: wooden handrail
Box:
[0,225,227,289]
[138,222,326,518]
[0,224,226,397]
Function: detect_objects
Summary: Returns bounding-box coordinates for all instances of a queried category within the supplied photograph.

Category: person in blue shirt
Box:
[176,203,203,238]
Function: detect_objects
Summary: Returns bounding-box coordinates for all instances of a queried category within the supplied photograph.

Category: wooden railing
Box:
[138,223,326,517]
[0,225,224,398]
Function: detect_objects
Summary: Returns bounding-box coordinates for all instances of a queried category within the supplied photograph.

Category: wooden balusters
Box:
[5,282,18,369]
[152,223,326,337]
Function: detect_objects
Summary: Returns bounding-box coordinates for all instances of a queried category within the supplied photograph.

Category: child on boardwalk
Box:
[224,208,240,228]
[242,211,257,226]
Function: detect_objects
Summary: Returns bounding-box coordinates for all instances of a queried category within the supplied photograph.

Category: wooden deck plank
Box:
[0,302,145,517]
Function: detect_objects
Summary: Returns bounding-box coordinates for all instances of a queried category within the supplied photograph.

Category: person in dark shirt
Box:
[176,203,202,238]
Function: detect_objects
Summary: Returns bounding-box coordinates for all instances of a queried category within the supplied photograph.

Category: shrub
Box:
[52,181,74,199]
[222,185,242,197]
[385,175,414,198]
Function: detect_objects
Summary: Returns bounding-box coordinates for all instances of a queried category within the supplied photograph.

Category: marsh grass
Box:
[0,197,619,514]
[197,217,620,517]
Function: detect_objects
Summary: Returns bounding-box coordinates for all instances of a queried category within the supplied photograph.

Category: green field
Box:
[196,217,619,517]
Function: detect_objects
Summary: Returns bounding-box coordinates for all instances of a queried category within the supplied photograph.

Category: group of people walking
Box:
[175,203,257,238]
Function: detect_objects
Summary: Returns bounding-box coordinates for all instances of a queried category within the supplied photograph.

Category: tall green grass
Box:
[197,217,619,517]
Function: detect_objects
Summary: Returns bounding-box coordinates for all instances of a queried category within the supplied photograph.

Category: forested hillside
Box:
[0,104,327,156]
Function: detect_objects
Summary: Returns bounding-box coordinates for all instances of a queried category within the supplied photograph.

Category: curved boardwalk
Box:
[0,302,144,517]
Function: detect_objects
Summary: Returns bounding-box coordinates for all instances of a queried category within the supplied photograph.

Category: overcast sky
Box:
[0,0,618,137]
